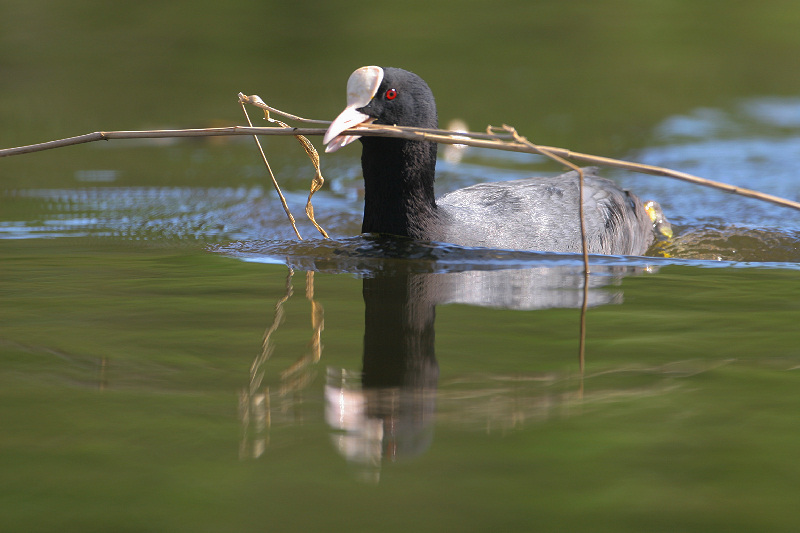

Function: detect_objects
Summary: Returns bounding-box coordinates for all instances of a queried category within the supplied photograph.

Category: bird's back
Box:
[432,169,654,255]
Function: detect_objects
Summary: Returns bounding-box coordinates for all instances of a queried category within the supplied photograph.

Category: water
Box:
[3,2,800,531]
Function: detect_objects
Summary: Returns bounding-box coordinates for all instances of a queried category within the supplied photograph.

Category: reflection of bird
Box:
[325,272,439,479]
[324,66,666,255]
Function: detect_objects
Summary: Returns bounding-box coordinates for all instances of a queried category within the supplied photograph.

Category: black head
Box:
[357,67,438,130]
[324,66,438,152]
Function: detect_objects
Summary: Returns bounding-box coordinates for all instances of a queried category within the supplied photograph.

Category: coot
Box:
[323,66,662,255]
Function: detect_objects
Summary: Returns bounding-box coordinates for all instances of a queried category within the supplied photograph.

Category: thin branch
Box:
[238,93,331,125]
[238,94,329,238]
[239,101,303,240]
[2,123,799,212]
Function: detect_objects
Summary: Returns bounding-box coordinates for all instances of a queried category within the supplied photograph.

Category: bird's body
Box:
[435,171,654,254]
[324,66,664,256]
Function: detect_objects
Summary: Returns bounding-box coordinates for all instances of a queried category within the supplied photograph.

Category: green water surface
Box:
[3,239,800,531]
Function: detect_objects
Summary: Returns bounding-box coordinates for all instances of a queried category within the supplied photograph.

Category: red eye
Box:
[385,88,398,100]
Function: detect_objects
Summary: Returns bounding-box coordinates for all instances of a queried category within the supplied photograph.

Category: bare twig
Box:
[237,93,331,125]
[240,100,302,239]
[239,94,329,238]
[2,117,799,213]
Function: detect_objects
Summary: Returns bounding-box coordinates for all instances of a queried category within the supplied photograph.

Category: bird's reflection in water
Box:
[323,264,640,481]
[326,272,440,480]
[236,239,658,478]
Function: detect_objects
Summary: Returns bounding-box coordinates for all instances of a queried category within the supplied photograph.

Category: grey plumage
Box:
[433,168,654,255]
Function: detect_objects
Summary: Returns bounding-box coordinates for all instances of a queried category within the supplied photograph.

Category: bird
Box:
[323,66,666,255]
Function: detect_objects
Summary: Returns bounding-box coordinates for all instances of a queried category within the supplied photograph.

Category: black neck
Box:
[360,137,438,239]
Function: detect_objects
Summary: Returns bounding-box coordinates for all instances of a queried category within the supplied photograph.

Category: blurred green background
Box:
[5,0,800,152]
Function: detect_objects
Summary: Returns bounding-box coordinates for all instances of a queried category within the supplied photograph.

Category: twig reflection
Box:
[239,268,325,459]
